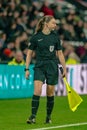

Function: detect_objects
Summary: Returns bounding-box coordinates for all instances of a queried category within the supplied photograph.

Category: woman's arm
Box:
[25,49,33,79]
[57,50,66,77]
[25,49,33,69]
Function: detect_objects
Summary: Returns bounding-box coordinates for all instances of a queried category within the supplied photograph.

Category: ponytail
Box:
[35,17,45,33]
[35,15,54,33]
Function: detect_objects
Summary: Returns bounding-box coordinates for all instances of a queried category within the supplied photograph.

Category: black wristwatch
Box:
[24,68,29,71]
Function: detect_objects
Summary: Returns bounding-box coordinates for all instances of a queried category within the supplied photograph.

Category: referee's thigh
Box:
[46,60,58,85]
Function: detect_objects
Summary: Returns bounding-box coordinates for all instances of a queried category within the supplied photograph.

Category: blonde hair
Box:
[35,15,54,33]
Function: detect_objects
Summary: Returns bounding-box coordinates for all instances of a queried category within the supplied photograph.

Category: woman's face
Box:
[46,18,57,31]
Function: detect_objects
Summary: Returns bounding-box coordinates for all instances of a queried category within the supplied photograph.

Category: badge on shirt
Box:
[49,46,54,52]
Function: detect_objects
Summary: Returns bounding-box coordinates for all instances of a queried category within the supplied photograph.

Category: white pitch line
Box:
[28,122,87,130]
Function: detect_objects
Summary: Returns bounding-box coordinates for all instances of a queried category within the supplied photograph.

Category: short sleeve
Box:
[53,31,62,50]
[56,38,62,50]
[28,35,37,50]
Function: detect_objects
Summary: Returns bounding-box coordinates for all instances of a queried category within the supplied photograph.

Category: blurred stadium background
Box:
[0,0,87,64]
[0,0,87,130]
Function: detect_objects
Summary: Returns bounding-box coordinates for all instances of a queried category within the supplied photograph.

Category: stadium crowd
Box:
[0,0,87,65]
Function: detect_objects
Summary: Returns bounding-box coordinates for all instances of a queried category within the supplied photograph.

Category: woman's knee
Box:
[47,85,55,96]
[34,89,41,96]
[34,80,43,96]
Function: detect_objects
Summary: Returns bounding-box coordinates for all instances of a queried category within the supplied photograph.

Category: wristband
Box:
[24,68,29,71]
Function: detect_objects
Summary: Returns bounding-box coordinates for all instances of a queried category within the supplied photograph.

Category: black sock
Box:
[46,96,54,119]
[31,95,40,118]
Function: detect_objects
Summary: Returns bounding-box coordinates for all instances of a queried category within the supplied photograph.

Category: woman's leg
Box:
[27,80,43,124]
[45,85,55,123]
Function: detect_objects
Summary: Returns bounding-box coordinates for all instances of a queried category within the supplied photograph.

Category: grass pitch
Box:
[0,95,87,130]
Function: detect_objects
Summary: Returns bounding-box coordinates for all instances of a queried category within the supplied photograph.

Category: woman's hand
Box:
[62,68,67,78]
[59,67,67,78]
[25,70,30,79]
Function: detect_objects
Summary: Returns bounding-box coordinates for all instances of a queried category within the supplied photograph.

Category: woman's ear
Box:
[44,22,47,25]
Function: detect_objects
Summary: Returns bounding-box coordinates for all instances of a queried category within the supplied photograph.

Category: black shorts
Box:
[34,60,58,85]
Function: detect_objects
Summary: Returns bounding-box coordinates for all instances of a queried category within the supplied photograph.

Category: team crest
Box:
[49,46,54,52]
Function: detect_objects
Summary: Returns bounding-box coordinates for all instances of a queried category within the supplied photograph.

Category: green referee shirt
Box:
[28,31,62,61]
